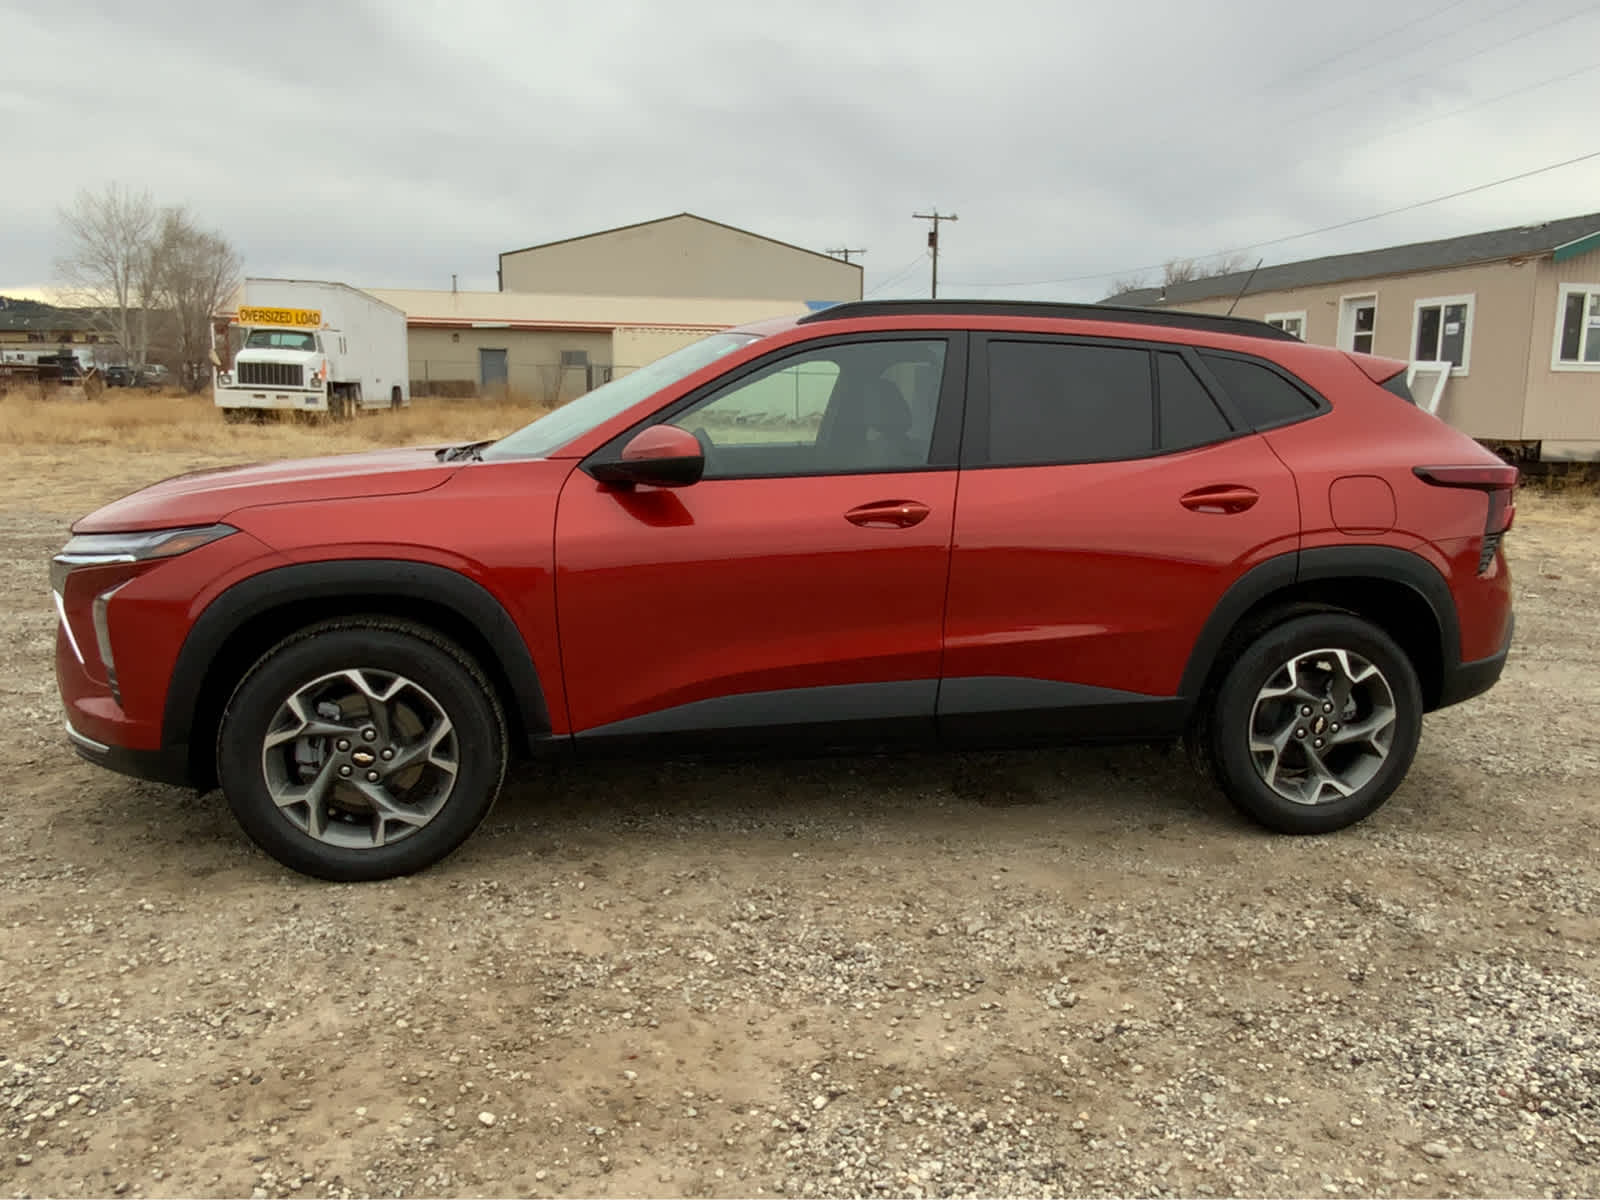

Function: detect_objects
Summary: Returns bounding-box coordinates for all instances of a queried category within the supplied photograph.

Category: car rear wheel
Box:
[1208,613,1422,834]
[217,619,506,880]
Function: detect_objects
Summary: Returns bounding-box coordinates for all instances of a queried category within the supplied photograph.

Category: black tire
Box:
[327,390,347,421]
[221,408,250,424]
[1207,612,1422,835]
[217,619,506,881]
[391,385,403,410]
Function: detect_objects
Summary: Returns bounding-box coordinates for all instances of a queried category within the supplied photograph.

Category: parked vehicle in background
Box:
[53,299,1515,881]
[212,279,409,421]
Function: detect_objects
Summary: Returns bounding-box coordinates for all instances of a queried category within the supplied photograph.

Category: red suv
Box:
[53,301,1515,880]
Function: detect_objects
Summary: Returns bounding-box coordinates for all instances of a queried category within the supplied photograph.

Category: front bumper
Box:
[65,719,193,787]
[1437,612,1514,709]
[215,387,327,412]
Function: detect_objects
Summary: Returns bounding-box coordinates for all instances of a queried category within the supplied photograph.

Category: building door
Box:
[479,348,508,391]
[1338,297,1377,354]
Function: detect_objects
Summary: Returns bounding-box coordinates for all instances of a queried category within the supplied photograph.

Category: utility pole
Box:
[912,210,958,298]
[826,247,866,264]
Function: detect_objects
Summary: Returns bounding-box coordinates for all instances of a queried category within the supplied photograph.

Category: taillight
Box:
[1413,464,1517,572]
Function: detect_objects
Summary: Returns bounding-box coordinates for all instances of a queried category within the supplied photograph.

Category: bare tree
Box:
[151,208,241,391]
[55,184,159,367]
[1109,273,1150,296]
[1162,252,1250,286]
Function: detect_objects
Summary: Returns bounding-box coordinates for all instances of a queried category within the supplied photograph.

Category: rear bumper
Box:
[1437,613,1513,709]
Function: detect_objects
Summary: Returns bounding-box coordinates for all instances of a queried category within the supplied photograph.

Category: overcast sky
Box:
[5,0,1599,304]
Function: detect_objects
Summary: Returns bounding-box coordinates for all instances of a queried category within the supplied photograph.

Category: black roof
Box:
[1103,210,1600,306]
[796,299,1296,341]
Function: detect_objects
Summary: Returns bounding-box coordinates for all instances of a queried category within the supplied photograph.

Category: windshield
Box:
[245,329,318,351]
[481,331,760,461]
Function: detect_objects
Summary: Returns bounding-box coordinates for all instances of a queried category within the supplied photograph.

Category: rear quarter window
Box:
[1199,352,1321,429]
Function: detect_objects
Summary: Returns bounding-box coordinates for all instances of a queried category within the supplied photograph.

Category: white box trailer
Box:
[214,279,409,419]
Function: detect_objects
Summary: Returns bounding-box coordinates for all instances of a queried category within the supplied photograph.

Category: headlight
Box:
[51,525,236,705]
[218,370,233,385]
[50,524,237,593]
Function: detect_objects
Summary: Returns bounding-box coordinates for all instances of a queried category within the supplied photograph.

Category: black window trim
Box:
[961,332,1257,470]
[582,330,969,482]
[1190,347,1331,433]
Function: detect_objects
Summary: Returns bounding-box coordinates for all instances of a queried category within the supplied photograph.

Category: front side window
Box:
[1413,295,1473,372]
[986,341,1153,466]
[1555,284,1600,368]
[673,340,947,478]
[484,331,757,461]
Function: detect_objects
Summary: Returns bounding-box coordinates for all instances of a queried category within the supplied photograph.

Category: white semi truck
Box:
[213,279,409,420]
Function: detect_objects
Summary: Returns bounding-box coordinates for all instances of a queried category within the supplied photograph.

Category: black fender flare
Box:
[162,559,553,767]
[1177,545,1460,699]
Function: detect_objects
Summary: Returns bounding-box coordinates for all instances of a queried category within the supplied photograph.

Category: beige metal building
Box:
[1105,212,1600,460]
[367,289,808,402]
[498,213,862,303]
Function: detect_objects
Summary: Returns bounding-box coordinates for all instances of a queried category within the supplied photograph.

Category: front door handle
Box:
[1180,484,1260,514]
[845,499,931,528]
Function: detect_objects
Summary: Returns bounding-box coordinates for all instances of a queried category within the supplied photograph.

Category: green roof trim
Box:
[1553,229,1600,263]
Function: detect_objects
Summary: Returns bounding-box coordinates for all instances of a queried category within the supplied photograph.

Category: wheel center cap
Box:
[352,749,376,767]
[1312,716,1328,736]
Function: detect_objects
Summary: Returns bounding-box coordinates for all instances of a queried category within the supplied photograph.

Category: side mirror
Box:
[589,425,704,488]
[209,348,222,367]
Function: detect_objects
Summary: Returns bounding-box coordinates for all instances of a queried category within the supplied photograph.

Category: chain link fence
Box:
[411,360,642,405]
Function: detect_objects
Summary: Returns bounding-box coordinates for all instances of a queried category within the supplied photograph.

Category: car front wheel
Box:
[217,619,506,880]
[1208,613,1423,835]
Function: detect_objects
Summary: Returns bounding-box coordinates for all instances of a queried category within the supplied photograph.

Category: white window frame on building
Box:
[1552,282,1600,371]
[1337,294,1378,355]
[1264,311,1307,340]
[1410,293,1474,376]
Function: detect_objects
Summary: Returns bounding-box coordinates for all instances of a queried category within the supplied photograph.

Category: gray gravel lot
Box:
[1,459,1597,1199]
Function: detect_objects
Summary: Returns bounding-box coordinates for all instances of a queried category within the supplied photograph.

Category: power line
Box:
[1121,2,1597,183]
[865,251,931,298]
[949,146,1600,290]
[1315,58,1600,158]
[1265,2,1600,153]
[826,247,866,263]
[1252,0,1475,96]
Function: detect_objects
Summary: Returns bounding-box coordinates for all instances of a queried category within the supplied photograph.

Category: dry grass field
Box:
[1,396,1598,1199]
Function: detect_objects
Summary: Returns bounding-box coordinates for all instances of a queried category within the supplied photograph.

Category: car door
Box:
[554,333,966,749]
[939,334,1300,743]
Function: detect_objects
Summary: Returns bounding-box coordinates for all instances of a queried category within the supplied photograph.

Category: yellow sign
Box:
[238,306,322,327]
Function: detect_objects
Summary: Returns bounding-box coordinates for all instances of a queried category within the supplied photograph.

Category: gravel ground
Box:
[1,450,1597,1199]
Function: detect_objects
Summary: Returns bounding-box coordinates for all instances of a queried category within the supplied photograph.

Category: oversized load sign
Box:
[237,307,322,328]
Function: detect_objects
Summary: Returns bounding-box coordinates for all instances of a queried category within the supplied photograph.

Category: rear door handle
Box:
[1180,484,1260,514]
[845,499,931,528]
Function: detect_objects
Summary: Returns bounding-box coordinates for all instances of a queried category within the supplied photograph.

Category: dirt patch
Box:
[1,451,1596,1198]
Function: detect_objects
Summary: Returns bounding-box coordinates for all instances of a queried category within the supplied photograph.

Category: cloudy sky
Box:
[5,0,1599,303]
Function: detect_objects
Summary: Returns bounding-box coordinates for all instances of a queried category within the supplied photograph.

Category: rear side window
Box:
[1381,373,1416,404]
[1157,353,1231,450]
[1199,352,1319,428]
[987,341,1152,465]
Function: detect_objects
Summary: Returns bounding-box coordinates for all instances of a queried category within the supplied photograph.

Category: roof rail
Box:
[796,299,1298,342]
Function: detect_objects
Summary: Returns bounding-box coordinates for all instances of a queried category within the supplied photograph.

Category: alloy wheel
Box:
[261,668,459,849]
[1247,647,1397,806]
